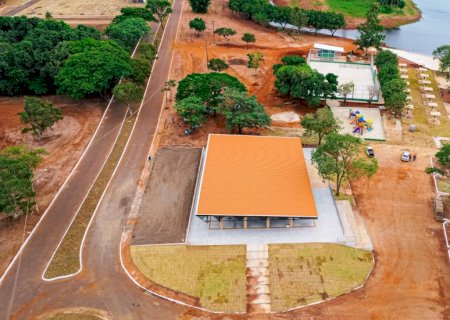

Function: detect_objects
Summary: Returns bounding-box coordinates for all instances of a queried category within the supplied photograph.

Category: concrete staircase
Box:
[246,244,271,313]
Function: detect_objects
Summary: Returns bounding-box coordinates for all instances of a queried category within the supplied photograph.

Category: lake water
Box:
[332,0,450,55]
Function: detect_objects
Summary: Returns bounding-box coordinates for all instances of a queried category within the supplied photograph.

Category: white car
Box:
[401,151,411,162]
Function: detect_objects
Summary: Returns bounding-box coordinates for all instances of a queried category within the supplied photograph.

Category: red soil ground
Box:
[157,1,450,318]
[0,96,103,275]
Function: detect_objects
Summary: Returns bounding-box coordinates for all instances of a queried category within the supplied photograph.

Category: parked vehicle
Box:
[366,146,375,157]
[401,151,411,162]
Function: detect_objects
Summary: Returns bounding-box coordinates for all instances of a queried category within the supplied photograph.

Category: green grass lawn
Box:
[269,243,373,312]
[327,0,416,18]
[131,245,247,312]
[402,69,450,147]
[327,0,375,17]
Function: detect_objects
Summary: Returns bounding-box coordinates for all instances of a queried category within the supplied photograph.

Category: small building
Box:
[192,134,318,229]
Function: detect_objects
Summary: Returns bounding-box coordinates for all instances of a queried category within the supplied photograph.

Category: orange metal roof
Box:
[196,134,318,218]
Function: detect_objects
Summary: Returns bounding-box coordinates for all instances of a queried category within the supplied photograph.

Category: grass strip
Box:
[269,243,373,312]
[131,245,247,312]
[43,13,171,278]
[44,113,137,278]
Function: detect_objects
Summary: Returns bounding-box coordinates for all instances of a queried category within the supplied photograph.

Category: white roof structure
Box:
[314,43,344,53]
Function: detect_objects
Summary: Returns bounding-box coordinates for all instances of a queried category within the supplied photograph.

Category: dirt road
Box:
[240,144,449,319]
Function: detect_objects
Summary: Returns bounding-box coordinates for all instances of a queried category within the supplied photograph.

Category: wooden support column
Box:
[266,217,270,229]
[244,217,248,229]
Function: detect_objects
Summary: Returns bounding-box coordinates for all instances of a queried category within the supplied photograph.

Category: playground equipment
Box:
[349,109,373,136]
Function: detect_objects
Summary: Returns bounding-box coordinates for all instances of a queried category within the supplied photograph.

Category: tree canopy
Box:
[146,0,172,28]
[228,0,345,34]
[375,50,406,115]
[19,97,63,140]
[218,88,271,134]
[105,17,150,52]
[214,27,236,43]
[112,7,156,24]
[174,96,208,130]
[433,45,450,79]
[189,17,206,36]
[274,60,338,107]
[312,133,378,196]
[207,58,229,72]
[301,107,340,145]
[0,145,46,219]
[247,52,264,72]
[354,4,385,54]
[55,46,132,99]
[188,0,211,13]
[436,144,450,167]
[0,17,101,96]
[113,82,144,112]
[241,33,255,49]
[176,72,247,111]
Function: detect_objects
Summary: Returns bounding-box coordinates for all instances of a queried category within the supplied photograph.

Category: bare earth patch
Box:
[0,96,103,276]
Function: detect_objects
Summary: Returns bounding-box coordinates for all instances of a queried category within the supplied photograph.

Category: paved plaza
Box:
[309,60,379,102]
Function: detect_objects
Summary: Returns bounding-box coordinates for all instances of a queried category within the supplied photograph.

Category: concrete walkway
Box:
[335,200,373,250]
[246,244,271,313]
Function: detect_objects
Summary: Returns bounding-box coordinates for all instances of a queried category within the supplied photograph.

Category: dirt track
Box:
[132,147,202,245]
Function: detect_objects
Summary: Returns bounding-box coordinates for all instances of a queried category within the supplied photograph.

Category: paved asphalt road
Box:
[0,1,189,319]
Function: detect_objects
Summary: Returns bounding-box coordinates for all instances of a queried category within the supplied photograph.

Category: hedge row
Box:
[228,0,345,35]
[375,50,407,113]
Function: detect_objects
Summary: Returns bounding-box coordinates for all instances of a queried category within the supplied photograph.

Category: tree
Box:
[241,32,255,49]
[383,78,407,115]
[174,96,208,130]
[368,85,379,105]
[188,0,211,13]
[436,144,450,167]
[55,48,132,99]
[0,145,45,219]
[300,107,340,145]
[312,133,378,196]
[105,18,150,52]
[354,5,385,55]
[113,82,144,114]
[207,58,229,72]
[433,45,450,79]
[138,43,158,61]
[271,6,291,30]
[130,57,151,85]
[189,17,206,37]
[274,63,338,107]
[146,0,172,29]
[247,52,264,72]
[289,7,308,36]
[214,27,236,43]
[112,7,156,24]
[338,81,355,104]
[176,73,247,113]
[19,96,63,140]
[281,55,306,66]
[218,88,271,134]
[375,50,398,67]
